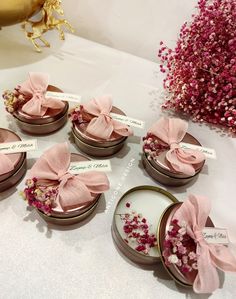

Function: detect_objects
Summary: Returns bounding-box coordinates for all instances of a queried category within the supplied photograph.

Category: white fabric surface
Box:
[0,27,236,299]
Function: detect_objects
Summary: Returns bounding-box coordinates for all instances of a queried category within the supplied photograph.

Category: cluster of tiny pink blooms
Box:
[143,133,169,161]
[69,105,88,125]
[118,202,157,255]
[163,219,198,273]
[158,0,236,133]
[22,178,58,215]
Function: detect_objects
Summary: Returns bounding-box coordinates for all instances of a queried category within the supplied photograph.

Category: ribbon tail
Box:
[193,244,220,293]
[57,176,93,211]
[166,148,195,176]
[42,97,65,110]
[21,96,47,116]
[209,244,236,272]
[77,171,110,193]
[86,115,113,139]
[112,120,133,137]
[0,153,15,175]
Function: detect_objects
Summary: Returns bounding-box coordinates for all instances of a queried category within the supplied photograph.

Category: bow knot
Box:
[83,95,133,140]
[18,72,65,117]
[29,143,109,211]
[194,229,204,243]
[148,117,205,176]
[174,195,236,293]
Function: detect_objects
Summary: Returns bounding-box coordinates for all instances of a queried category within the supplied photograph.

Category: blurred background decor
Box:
[0,0,73,52]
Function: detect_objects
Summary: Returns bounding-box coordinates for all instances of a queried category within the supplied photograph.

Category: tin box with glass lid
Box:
[2,72,68,135]
[23,143,110,225]
[113,190,236,294]
[70,95,133,157]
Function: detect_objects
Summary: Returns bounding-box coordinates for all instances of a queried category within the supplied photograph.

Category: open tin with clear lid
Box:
[0,128,27,192]
[112,185,178,265]
[113,189,236,293]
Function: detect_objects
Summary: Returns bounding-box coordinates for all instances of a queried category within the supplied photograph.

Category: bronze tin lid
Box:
[158,202,214,288]
[147,133,205,179]
[13,85,69,125]
[72,106,127,147]
[49,153,101,219]
[112,185,178,265]
[0,128,26,184]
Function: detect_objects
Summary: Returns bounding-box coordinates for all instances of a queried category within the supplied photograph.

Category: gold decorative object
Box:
[22,0,74,52]
[0,0,45,27]
[0,0,74,52]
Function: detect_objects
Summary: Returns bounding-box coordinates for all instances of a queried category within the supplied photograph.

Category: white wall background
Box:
[63,0,197,62]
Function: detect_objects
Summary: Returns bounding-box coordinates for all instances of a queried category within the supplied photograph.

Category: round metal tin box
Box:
[112,185,178,265]
[0,128,27,192]
[72,106,127,157]
[36,153,101,225]
[158,202,214,288]
[13,85,68,135]
[142,133,205,186]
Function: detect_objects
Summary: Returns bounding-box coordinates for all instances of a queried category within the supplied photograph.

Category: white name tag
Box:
[69,160,111,174]
[203,228,229,244]
[45,91,81,103]
[0,139,38,154]
[180,142,216,159]
[110,113,145,129]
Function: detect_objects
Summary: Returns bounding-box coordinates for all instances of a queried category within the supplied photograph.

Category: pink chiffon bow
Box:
[148,117,205,176]
[29,143,109,211]
[83,95,133,139]
[0,153,14,176]
[19,72,65,116]
[174,195,236,293]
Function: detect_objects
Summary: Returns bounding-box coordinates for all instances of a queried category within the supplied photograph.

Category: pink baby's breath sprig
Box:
[69,105,92,125]
[117,202,157,255]
[143,133,169,162]
[22,178,58,215]
[163,219,198,273]
[159,0,236,133]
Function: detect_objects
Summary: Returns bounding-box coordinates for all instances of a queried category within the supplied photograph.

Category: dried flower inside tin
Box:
[163,219,198,273]
[117,202,157,255]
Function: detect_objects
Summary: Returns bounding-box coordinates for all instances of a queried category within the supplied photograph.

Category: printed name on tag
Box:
[180,142,216,159]
[0,139,38,154]
[69,160,112,174]
[203,228,229,244]
[110,113,145,129]
[45,91,81,103]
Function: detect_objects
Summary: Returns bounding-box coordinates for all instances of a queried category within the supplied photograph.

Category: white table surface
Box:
[0,26,236,299]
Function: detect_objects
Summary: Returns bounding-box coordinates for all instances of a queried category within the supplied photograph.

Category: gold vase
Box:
[0,0,45,27]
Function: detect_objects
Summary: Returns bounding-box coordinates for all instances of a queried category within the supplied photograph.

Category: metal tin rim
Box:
[72,127,127,157]
[37,199,100,225]
[0,153,27,192]
[142,154,201,187]
[112,185,179,265]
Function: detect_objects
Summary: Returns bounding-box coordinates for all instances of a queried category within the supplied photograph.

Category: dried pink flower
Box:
[159,0,236,133]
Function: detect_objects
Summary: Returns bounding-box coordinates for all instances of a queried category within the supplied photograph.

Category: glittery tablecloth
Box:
[0,26,236,299]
